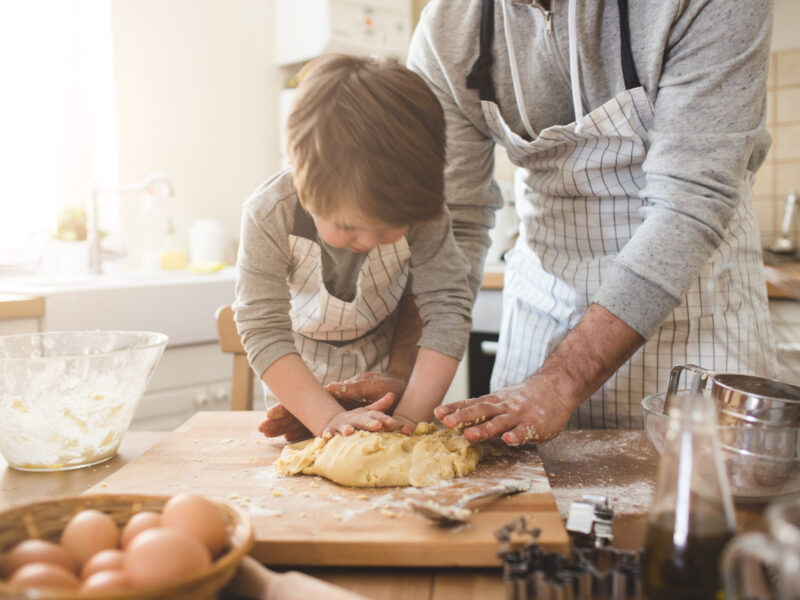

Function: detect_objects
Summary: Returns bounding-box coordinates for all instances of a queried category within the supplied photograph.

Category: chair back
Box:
[215,304,254,410]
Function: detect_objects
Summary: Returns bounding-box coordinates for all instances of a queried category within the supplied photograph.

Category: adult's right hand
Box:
[433,376,573,446]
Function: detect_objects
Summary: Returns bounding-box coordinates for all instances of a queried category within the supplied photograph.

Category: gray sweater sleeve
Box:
[408,209,473,359]
[233,177,299,379]
[407,15,503,300]
[595,0,773,336]
[409,0,772,338]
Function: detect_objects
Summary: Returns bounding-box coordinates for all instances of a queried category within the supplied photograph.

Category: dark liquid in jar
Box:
[642,514,733,600]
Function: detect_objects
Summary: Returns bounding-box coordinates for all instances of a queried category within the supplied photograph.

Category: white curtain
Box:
[0,0,118,271]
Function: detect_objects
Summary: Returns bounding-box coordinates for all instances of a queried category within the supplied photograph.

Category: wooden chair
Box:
[215,304,255,410]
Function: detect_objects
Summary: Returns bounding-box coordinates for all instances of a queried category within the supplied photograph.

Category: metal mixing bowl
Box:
[642,392,800,502]
[0,330,167,471]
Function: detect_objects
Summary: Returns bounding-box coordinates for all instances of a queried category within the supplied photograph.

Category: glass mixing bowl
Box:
[0,330,167,471]
[642,392,800,502]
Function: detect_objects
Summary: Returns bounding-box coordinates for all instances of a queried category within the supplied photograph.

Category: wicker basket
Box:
[0,494,254,600]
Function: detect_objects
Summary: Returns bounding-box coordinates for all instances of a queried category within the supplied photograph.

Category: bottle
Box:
[160,217,187,270]
[642,374,736,600]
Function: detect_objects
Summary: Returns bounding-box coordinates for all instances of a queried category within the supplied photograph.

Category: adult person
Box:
[414,0,777,445]
[261,0,776,446]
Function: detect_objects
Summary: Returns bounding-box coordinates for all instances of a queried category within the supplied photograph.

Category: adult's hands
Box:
[435,304,645,445]
[325,371,407,406]
[434,375,572,445]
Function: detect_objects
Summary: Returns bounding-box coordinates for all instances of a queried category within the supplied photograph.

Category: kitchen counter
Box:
[485,261,800,298]
[0,422,767,599]
[765,261,800,298]
[0,268,236,345]
[0,293,44,320]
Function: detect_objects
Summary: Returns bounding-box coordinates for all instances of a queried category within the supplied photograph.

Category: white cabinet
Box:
[275,0,413,66]
[130,343,235,431]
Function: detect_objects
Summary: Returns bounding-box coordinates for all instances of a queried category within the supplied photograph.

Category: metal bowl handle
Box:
[665,363,712,410]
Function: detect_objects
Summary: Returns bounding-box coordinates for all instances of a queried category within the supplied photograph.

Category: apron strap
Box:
[616,0,641,90]
[466,0,497,103]
[292,199,317,240]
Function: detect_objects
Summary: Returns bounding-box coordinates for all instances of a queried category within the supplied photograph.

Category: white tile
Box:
[753,162,774,196]
[777,50,800,87]
[774,124,800,160]
[776,162,800,196]
[777,88,800,123]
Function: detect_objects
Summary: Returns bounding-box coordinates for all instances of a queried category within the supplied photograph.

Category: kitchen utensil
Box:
[226,556,369,600]
[406,479,530,525]
[643,374,736,600]
[0,493,253,600]
[768,190,799,256]
[642,392,800,502]
[0,330,167,471]
[86,411,570,567]
[665,363,800,426]
[722,496,800,600]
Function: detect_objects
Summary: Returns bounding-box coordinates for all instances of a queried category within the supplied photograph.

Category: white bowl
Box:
[0,330,167,471]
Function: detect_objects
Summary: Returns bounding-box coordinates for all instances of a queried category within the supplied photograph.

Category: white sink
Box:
[0,268,237,346]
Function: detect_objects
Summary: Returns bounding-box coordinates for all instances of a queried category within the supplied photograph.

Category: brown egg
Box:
[124,527,211,586]
[60,509,120,565]
[9,562,80,590]
[120,510,161,549]
[80,569,132,593]
[81,549,125,580]
[0,539,79,578]
[161,493,226,556]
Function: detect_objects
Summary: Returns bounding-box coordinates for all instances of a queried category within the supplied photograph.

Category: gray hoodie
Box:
[408,0,772,337]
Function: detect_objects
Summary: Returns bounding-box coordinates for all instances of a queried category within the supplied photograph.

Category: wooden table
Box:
[0,427,766,599]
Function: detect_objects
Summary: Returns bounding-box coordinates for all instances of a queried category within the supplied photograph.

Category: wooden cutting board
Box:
[87,412,569,567]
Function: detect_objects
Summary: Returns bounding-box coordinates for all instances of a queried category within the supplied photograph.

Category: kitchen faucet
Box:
[87,172,174,274]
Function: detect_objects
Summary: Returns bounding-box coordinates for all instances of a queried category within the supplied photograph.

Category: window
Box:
[0,0,118,272]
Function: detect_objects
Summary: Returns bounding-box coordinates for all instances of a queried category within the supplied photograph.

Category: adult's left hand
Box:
[434,375,572,446]
[325,371,406,407]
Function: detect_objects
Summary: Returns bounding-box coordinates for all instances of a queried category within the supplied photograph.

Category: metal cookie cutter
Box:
[497,496,642,600]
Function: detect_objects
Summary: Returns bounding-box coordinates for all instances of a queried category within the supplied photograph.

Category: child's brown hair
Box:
[286,54,446,226]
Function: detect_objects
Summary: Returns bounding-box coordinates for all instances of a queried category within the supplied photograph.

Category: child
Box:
[233,54,472,440]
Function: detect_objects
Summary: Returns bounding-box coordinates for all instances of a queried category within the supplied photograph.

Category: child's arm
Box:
[263,354,399,438]
[391,347,460,432]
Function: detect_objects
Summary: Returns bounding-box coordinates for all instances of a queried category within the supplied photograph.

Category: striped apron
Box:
[262,203,411,405]
[470,0,775,428]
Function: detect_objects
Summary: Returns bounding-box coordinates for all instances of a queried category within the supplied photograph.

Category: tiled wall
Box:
[754,49,800,246]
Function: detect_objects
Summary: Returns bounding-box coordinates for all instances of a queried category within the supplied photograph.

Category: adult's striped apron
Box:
[469,0,775,428]
[262,204,411,405]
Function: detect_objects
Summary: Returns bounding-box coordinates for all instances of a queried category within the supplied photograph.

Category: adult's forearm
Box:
[534,303,645,411]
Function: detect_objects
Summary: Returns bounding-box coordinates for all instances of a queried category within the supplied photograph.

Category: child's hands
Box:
[258,385,396,442]
[258,405,312,442]
[321,393,402,439]
[391,414,417,436]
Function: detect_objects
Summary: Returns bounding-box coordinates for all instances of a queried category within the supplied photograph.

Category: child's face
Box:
[310,208,408,253]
